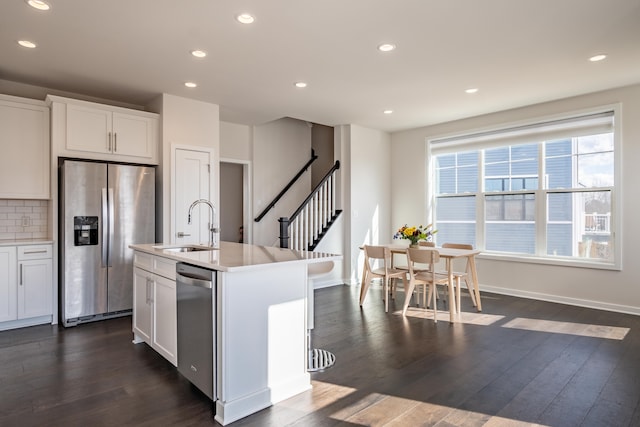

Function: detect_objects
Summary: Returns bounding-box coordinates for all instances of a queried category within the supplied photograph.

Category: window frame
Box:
[427,105,622,270]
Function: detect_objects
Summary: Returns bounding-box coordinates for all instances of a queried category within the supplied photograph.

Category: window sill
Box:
[477,251,621,271]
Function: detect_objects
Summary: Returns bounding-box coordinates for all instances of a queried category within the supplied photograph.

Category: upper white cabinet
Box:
[0,95,50,199]
[47,95,159,165]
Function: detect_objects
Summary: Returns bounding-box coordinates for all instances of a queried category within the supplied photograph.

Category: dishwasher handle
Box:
[176,271,213,289]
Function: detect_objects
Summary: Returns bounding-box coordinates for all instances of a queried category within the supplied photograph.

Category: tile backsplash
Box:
[0,199,49,240]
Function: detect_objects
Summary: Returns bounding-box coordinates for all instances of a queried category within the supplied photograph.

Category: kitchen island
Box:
[130,241,340,425]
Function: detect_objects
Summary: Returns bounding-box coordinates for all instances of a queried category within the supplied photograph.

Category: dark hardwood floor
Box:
[1,284,639,426]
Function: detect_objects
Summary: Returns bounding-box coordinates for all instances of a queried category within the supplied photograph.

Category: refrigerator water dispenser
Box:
[74,216,98,246]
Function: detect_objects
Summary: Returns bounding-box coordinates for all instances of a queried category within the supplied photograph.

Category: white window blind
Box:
[430,111,613,155]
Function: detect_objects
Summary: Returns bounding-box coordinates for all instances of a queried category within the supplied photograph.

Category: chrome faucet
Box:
[187,199,219,248]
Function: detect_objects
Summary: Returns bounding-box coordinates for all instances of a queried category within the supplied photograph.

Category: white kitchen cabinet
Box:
[47,95,158,164]
[0,244,53,331]
[18,258,53,319]
[152,274,177,362]
[133,267,153,343]
[0,247,18,322]
[0,94,50,199]
[133,252,177,366]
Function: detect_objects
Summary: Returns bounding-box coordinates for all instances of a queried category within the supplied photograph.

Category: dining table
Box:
[361,243,482,322]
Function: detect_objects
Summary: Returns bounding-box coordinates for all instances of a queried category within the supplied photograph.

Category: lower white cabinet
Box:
[0,244,53,330]
[0,247,18,323]
[132,252,177,366]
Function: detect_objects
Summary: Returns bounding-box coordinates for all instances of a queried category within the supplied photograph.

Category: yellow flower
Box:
[403,227,416,237]
[393,223,438,243]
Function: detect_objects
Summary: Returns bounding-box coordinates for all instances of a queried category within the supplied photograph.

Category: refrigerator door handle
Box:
[108,188,115,267]
[101,188,109,267]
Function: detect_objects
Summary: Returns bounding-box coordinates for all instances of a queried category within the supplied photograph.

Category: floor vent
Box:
[308,348,336,372]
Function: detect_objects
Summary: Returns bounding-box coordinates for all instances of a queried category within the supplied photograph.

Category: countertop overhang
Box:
[0,239,54,247]
[130,241,341,272]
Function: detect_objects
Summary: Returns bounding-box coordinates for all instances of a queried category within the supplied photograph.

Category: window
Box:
[431,110,618,268]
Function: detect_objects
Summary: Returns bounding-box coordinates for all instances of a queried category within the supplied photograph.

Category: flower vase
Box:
[409,243,419,248]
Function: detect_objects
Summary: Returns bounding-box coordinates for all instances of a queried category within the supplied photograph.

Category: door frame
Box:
[220,157,252,245]
[170,144,217,245]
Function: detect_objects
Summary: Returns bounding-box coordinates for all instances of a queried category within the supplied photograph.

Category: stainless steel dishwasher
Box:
[176,262,215,400]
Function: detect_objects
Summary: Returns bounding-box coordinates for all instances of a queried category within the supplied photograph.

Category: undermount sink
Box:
[153,245,218,252]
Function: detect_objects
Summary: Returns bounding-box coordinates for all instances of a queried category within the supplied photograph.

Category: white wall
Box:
[311,123,334,188]
[252,118,312,246]
[390,83,640,314]
[220,121,252,161]
[152,93,220,242]
[337,124,392,284]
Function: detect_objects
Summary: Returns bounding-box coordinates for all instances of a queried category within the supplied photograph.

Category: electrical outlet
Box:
[21,216,31,227]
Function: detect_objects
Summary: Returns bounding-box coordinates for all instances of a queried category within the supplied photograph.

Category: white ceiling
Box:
[1,0,639,133]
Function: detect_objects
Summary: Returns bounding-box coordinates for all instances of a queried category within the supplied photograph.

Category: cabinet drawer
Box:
[134,251,153,272]
[154,257,176,280]
[18,245,52,260]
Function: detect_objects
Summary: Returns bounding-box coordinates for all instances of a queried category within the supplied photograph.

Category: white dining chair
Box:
[403,248,454,323]
[389,240,435,301]
[360,245,407,312]
[440,242,476,311]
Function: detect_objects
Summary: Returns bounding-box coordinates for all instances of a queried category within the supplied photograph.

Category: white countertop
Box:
[0,239,53,247]
[130,241,341,272]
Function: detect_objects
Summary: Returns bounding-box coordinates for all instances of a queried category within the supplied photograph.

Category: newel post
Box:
[278,217,290,248]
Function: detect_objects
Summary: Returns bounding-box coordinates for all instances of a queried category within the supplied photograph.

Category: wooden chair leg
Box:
[455,277,462,317]
[432,285,438,323]
[359,271,371,306]
[465,277,477,306]
[384,278,389,313]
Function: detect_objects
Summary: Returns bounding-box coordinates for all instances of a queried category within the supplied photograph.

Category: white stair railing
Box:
[279,161,341,251]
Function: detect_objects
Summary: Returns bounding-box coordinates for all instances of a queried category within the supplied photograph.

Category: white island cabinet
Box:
[130,241,340,426]
[132,251,177,366]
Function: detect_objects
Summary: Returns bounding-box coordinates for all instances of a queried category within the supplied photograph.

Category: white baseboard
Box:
[344,279,640,316]
[480,284,640,316]
[312,278,345,289]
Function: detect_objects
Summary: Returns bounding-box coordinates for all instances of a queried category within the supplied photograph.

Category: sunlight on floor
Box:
[395,307,505,325]
[327,390,550,426]
[502,317,629,340]
[278,380,357,412]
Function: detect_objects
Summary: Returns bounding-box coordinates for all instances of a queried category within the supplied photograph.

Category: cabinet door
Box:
[0,98,50,198]
[153,275,177,365]
[132,267,152,343]
[0,247,17,322]
[112,112,155,159]
[17,259,52,319]
[66,103,112,154]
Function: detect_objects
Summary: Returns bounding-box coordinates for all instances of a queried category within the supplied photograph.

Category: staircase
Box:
[279,161,342,251]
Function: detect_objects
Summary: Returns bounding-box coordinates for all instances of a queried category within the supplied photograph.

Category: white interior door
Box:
[174,148,211,245]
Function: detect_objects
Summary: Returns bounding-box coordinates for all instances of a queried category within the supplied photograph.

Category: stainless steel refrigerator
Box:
[60,159,155,326]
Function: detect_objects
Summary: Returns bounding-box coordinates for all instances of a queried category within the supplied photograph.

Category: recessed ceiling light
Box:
[377,43,396,52]
[26,0,50,11]
[295,82,307,88]
[191,50,207,58]
[18,40,37,48]
[236,13,255,24]
[383,110,393,114]
[184,82,197,88]
[589,54,607,62]
[465,88,479,94]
